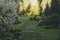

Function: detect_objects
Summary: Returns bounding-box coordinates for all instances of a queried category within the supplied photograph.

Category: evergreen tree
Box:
[50,0,60,14]
[43,3,50,16]
[38,0,60,28]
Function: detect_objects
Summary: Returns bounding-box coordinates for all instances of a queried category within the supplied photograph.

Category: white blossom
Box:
[0,0,18,26]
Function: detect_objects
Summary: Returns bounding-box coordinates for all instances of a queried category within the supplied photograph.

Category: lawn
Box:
[9,16,60,40]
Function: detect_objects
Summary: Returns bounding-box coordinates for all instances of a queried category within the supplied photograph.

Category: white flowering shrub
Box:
[0,0,18,27]
[0,0,22,40]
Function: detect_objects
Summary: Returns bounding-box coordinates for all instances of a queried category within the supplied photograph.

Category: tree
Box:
[38,14,60,28]
[0,0,18,27]
[0,0,22,40]
[38,0,42,5]
[46,14,60,28]
[43,3,50,16]
[45,0,60,28]
[38,0,60,28]
[50,0,60,14]
[26,4,31,14]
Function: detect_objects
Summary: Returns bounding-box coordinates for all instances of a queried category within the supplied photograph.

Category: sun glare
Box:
[30,0,37,6]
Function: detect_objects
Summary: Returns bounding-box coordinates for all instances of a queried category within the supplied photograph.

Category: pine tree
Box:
[50,0,60,14]
[43,3,50,16]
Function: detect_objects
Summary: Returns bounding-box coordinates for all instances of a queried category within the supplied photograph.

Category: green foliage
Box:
[40,0,60,28]
[43,3,50,16]
[45,13,60,28]
[38,0,42,4]
[26,4,31,13]
[45,0,60,28]
[29,14,42,21]
[38,13,60,28]
[39,6,43,16]
[0,28,22,40]
[20,4,31,16]
[50,0,60,14]
[9,16,60,40]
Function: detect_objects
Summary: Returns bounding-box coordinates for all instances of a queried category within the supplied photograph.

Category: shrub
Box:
[0,0,18,27]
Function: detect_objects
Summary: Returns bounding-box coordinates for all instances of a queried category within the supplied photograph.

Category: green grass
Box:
[9,16,60,40]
